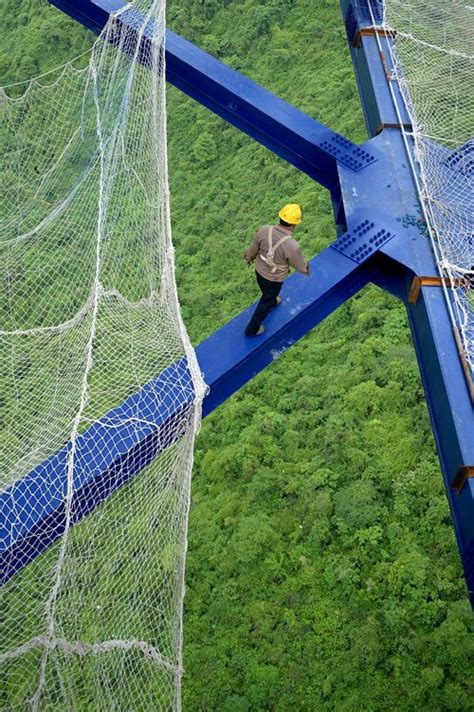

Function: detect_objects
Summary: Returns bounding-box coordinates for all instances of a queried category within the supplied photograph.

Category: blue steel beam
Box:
[340,0,411,136]
[408,285,474,596]
[2,233,385,585]
[3,0,473,606]
[338,0,474,603]
[47,0,377,194]
[1,360,194,585]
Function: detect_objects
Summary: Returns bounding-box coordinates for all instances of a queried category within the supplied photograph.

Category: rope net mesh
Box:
[382,0,474,378]
[0,1,205,708]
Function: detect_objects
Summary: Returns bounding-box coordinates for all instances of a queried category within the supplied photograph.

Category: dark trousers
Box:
[245,271,283,335]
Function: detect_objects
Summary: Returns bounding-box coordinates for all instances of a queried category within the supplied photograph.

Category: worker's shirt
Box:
[245,224,308,282]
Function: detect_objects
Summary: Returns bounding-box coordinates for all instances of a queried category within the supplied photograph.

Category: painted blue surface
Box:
[341,0,410,136]
[2,227,385,583]
[331,211,396,263]
[2,0,473,604]
[198,241,375,417]
[1,359,193,584]
[351,35,410,136]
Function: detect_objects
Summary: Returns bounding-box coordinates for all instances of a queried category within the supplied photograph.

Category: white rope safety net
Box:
[0,1,205,708]
[381,0,474,380]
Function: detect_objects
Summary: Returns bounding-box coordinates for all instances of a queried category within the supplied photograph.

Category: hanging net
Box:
[382,0,474,380]
[0,1,205,709]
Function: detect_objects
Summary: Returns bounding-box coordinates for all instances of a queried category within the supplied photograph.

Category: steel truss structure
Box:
[2,0,474,606]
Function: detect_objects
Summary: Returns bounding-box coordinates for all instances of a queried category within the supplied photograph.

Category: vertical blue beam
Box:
[338,0,474,602]
[340,0,411,136]
[407,284,474,603]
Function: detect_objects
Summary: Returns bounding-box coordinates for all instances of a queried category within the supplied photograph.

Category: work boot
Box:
[245,325,265,336]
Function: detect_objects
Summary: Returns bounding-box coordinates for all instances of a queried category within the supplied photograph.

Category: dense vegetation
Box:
[1,0,473,710]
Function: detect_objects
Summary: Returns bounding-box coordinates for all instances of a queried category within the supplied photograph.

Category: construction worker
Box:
[244,203,310,336]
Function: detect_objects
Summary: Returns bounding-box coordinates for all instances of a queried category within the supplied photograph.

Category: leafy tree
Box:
[1,1,473,710]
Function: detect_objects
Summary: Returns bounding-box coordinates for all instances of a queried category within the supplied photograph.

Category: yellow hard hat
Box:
[279,203,302,225]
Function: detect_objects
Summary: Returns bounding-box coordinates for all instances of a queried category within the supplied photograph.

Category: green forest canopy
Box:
[0,0,473,709]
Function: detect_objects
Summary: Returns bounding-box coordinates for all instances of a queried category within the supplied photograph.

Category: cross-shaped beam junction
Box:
[2,0,474,605]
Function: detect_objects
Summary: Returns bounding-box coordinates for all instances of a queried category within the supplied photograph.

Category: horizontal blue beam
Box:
[1,360,194,585]
[1,236,377,584]
[164,31,376,190]
[47,0,377,193]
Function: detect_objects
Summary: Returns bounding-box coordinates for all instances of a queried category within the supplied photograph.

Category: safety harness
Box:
[259,227,292,273]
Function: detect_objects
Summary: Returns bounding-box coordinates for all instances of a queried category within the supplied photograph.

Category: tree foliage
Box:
[1,0,473,710]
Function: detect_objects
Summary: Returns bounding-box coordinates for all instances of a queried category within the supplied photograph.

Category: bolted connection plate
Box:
[331,219,395,264]
[320,134,377,171]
